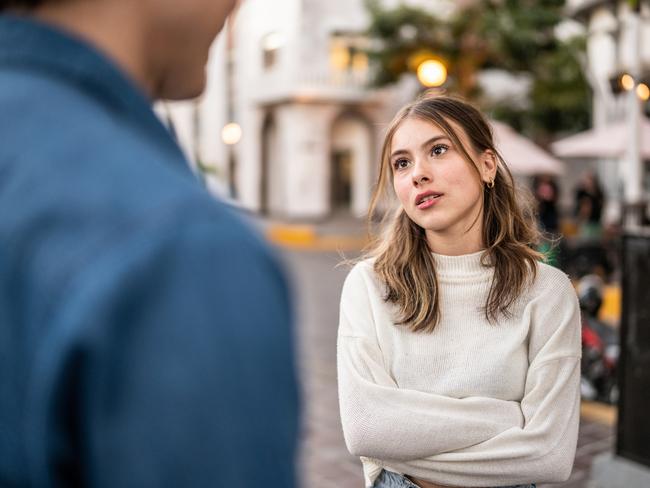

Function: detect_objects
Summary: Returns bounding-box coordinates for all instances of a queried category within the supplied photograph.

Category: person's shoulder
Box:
[161,203,287,293]
[341,258,382,298]
[181,202,274,257]
[75,197,278,301]
[3,71,109,130]
[529,261,577,303]
[525,263,581,357]
[3,70,175,163]
[345,258,376,282]
[141,198,274,262]
[2,75,180,186]
[80,201,286,318]
[534,261,573,287]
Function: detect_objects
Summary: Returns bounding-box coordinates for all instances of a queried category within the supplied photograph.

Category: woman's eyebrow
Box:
[390,135,449,159]
[389,148,410,159]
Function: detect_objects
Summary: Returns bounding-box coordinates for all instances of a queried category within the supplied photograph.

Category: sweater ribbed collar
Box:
[431,250,493,280]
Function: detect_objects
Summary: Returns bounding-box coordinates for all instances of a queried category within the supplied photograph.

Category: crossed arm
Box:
[337,264,581,486]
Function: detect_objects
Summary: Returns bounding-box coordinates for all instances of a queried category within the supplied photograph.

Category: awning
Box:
[551,116,650,160]
[490,120,565,176]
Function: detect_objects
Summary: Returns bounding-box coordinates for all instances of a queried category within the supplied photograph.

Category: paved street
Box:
[281,250,363,488]
[281,249,616,488]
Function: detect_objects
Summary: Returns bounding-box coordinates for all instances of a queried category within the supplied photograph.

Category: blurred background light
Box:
[416,59,447,87]
[221,123,242,145]
[262,32,284,51]
[621,73,635,91]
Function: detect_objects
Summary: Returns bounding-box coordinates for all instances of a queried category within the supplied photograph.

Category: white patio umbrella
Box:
[490,120,565,176]
[551,116,650,159]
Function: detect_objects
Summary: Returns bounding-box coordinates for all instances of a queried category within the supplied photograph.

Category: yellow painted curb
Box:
[307,235,368,252]
[599,285,621,326]
[266,225,316,247]
[265,224,368,251]
[581,400,617,426]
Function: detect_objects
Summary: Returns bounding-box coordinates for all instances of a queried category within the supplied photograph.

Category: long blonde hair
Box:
[366,93,542,333]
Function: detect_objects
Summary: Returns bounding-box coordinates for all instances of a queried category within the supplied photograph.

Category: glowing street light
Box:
[222,122,242,145]
[262,32,284,51]
[621,73,635,91]
[416,59,447,87]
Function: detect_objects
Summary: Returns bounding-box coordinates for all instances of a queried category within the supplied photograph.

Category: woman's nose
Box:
[412,160,431,186]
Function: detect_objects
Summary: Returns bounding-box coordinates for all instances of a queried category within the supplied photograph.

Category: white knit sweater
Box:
[337,251,581,488]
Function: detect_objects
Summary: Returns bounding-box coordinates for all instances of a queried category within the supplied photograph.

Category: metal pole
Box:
[624,2,643,229]
[225,14,236,199]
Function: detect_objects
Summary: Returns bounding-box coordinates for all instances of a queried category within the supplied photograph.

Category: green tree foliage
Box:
[364,0,592,142]
[365,0,453,86]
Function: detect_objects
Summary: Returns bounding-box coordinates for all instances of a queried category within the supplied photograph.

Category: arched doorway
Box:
[330,113,373,216]
[331,149,353,210]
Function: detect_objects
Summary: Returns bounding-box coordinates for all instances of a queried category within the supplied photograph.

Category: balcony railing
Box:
[250,66,375,105]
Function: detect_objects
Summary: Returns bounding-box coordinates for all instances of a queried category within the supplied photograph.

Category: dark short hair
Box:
[0,0,47,11]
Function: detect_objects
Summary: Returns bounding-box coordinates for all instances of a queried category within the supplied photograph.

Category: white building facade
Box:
[163,0,448,219]
[566,0,650,126]
[161,0,650,222]
[565,0,650,221]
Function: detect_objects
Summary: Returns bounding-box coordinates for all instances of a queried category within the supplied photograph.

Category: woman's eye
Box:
[430,144,449,157]
[393,158,410,170]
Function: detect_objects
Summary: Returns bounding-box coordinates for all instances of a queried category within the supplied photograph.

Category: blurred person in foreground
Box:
[337,94,581,488]
[0,1,298,486]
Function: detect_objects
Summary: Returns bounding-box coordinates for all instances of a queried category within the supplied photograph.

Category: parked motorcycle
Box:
[578,274,619,405]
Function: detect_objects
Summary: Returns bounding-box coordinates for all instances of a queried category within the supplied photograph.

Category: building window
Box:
[262,32,283,70]
[329,32,369,83]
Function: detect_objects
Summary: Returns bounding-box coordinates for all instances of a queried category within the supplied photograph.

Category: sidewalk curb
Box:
[581,400,617,426]
[265,223,367,251]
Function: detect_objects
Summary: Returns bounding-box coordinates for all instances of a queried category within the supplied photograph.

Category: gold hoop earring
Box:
[486,179,495,189]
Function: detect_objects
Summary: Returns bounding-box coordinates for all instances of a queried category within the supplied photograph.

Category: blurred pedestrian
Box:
[532,175,561,267]
[574,170,604,238]
[337,94,581,488]
[0,1,298,487]
[532,175,560,234]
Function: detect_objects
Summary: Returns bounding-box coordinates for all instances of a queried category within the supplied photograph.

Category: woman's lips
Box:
[416,194,442,209]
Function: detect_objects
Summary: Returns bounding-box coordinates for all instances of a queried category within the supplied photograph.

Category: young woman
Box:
[337,94,581,488]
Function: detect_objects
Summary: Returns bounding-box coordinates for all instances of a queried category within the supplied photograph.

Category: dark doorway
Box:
[260,115,276,215]
[331,149,352,211]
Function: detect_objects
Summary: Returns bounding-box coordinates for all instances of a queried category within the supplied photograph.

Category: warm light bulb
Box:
[222,123,242,145]
[637,83,650,101]
[416,59,447,88]
[621,73,635,91]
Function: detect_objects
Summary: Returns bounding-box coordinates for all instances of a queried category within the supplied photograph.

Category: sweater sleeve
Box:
[337,263,525,461]
[382,271,582,486]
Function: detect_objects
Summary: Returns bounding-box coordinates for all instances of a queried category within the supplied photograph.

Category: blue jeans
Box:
[372,470,536,488]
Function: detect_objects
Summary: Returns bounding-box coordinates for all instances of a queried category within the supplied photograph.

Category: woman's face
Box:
[390,116,494,249]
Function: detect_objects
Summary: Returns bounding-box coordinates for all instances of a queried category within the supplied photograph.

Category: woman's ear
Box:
[480,150,497,183]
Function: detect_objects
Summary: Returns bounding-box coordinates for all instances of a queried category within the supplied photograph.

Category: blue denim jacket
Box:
[0,14,299,487]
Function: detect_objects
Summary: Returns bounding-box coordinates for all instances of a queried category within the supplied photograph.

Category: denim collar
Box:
[0,13,184,161]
